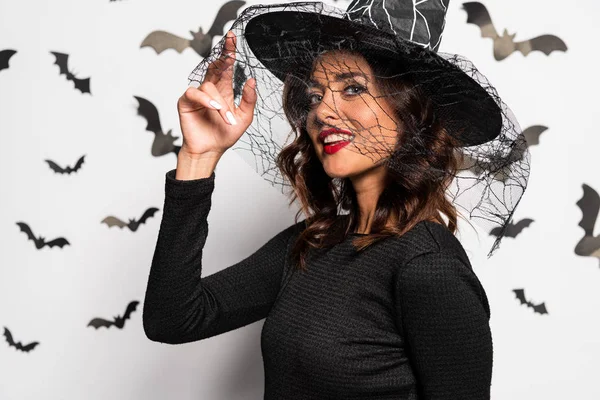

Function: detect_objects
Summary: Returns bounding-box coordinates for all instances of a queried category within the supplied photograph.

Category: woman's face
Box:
[304,50,400,179]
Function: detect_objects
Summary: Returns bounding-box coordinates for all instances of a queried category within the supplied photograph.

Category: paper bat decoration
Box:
[459,130,529,181]
[0,49,17,72]
[16,222,70,249]
[513,289,548,315]
[133,96,181,157]
[522,125,548,147]
[101,207,159,232]
[489,218,533,238]
[45,155,85,174]
[87,301,139,329]
[462,2,567,60]
[50,51,91,94]
[3,327,39,352]
[140,0,246,58]
[574,184,600,266]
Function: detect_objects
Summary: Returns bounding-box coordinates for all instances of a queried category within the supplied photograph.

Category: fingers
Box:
[182,82,237,126]
[237,77,257,118]
[203,31,237,85]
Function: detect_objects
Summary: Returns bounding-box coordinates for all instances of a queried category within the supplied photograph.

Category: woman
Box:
[143,1,529,399]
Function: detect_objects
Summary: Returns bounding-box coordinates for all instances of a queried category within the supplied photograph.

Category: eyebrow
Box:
[308,71,368,89]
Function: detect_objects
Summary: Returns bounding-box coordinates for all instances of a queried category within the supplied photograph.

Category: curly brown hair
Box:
[276,50,464,272]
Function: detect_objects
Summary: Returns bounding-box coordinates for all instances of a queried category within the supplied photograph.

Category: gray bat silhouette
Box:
[462,2,567,61]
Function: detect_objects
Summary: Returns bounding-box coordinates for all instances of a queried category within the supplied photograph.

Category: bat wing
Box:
[233,62,247,99]
[45,238,70,248]
[576,184,600,236]
[101,216,128,228]
[141,31,191,54]
[515,35,568,57]
[73,155,86,171]
[73,76,91,94]
[461,2,499,39]
[0,49,17,71]
[206,0,247,38]
[16,222,36,241]
[522,125,548,146]
[510,218,534,235]
[50,51,70,75]
[513,288,527,305]
[87,318,115,329]
[3,327,15,346]
[122,301,140,321]
[133,96,163,135]
[137,207,159,225]
[532,303,548,315]
[44,159,66,173]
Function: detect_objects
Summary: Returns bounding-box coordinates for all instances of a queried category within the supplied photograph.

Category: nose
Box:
[314,89,340,123]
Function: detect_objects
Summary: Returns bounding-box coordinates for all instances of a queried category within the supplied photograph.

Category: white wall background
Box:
[0,0,597,399]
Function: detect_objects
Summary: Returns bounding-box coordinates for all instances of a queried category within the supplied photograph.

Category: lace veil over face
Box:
[188,1,531,257]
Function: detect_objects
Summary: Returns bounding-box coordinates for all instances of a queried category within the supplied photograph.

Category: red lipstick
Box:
[319,128,354,155]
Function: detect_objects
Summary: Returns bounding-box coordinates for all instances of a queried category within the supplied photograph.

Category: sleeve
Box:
[142,168,302,344]
[394,250,493,400]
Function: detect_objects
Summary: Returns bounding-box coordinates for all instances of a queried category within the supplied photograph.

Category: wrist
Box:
[176,151,222,180]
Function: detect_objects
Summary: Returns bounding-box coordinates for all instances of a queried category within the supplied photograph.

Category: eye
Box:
[307,93,322,105]
[344,84,366,95]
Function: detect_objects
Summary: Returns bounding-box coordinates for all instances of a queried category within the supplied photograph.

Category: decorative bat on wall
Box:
[140,1,246,58]
[460,125,545,181]
[87,301,139,329]
[489,218,534,238]
[133,96,181,157]
[3,327,39,352]
[513,289,548,315]
[101,207,159,232]
[16,222,70,249]
[462,2,567,60]
[45,155,85,174]
[50,51,91,94]
[0,49,17,72]
[574,184,600,266]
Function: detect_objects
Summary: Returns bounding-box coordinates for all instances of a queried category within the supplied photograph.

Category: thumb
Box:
[237,77,257,119]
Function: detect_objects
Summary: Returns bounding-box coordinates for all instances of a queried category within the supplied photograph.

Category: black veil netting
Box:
[187,2,531,257]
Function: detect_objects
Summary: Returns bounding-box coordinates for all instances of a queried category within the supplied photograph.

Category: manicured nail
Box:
[209,99,222,110]
[188,81,200,89]
[226,111,237,125]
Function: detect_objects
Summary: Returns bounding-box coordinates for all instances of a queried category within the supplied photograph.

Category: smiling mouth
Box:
[319,128,355,144]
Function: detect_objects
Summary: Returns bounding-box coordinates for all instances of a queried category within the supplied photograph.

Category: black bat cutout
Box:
[513,289,548,315]
[3,327,40,352]
[45,155,86,174]
[50,51,91,94]
[16,222,70,249]
[489,218,533,238]
[0,49,17,72]
[101,207,159,232]
[133,96,181,157]
[522,125,548,147]
[87,301,139,329]
[574,183,600,267]
[462,2,567,61]
[140,0,246,58]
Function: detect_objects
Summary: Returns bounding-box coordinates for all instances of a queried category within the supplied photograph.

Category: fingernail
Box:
[209,100,222,110]
[188,81,200,88]
[226,111,237,125]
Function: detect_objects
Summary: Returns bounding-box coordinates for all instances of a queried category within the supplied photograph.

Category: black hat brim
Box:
[244,11,503,147]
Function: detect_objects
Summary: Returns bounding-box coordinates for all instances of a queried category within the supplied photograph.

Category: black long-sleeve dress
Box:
[142,169,493,399]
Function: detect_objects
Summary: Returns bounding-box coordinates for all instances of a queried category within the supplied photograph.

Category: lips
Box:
[319,128,354,143]
[319,128,354,155]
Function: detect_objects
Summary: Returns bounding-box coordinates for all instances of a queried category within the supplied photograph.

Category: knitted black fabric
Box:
[142,169,493,400]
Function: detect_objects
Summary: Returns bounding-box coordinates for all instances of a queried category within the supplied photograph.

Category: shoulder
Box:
[393,222,490,319]
[394,220,472,269]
